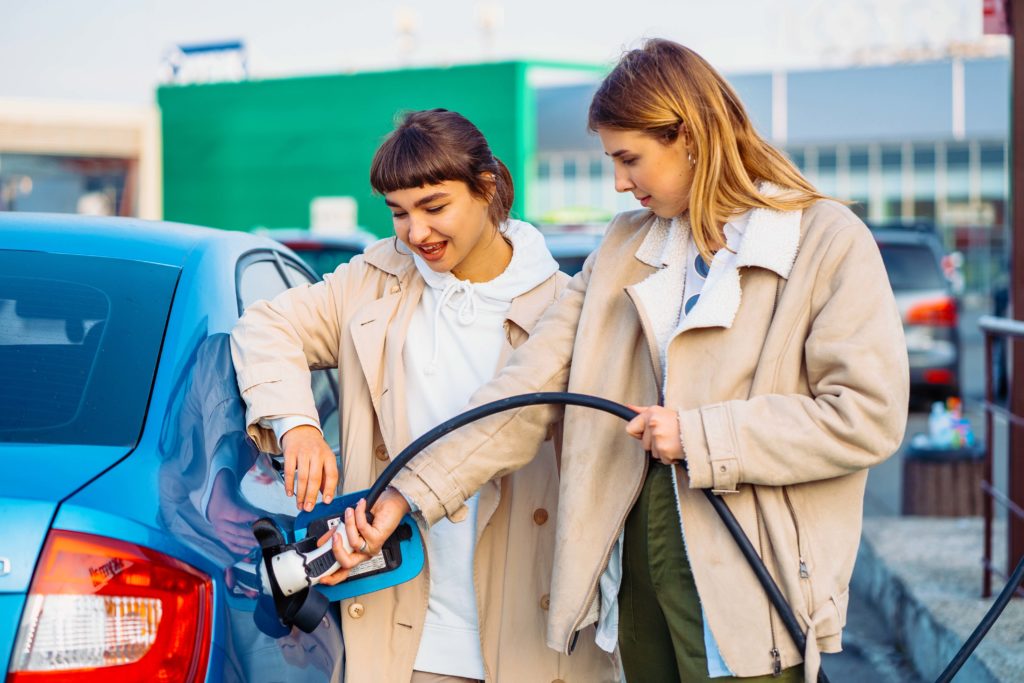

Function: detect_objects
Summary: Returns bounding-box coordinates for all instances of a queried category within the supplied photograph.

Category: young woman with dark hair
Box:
[230,109,616,682]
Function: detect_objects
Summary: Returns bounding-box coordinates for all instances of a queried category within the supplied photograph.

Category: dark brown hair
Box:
[588,39,825,261]
[370,109,514,227]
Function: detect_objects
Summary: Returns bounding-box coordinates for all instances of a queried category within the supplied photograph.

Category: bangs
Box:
[369,125,470,194]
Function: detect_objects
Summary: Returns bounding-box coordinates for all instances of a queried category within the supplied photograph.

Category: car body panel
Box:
[0,498,56,594]
[0,594,28,674]
[0,214,344,681]
[540,229,604,276]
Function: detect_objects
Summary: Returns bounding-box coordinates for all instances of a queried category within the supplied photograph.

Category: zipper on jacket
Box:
[563,458,650,655]
[752,489,782,676]
[782,488,814,609]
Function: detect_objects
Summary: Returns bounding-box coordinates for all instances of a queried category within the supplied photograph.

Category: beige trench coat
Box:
[230,239,617,683]
[392,200,910,683]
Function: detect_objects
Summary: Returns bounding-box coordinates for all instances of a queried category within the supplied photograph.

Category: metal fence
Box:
[979,314,1024,598]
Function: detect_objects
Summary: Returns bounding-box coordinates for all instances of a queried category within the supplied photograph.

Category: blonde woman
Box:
[344,41,908,683]
[231,109,616,682]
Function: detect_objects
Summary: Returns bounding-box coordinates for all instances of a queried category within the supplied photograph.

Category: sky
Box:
[0,0,1000,105]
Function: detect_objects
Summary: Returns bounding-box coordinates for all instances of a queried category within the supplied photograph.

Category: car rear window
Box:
[0,250,180,445]
[554,256,588,276]
[287,246,364,276]
[878,243,946,291]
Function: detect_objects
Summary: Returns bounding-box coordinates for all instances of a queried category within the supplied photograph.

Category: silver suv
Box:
[870,224,960,405]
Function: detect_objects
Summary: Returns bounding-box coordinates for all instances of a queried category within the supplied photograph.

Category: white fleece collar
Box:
[632,182,803,335]
[634,182,801,277]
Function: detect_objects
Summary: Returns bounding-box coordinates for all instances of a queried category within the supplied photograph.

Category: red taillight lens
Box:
[907,297,957,327]
[923,368,956,385]
[8,530,211,683]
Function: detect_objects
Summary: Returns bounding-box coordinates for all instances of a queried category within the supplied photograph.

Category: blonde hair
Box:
[588,38,827,261]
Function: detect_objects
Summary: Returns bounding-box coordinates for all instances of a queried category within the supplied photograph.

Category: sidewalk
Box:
[853,516,1024,683]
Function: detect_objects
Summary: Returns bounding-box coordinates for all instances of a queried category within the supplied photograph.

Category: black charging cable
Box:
[366,392,830,683]
[361,391,1024,683]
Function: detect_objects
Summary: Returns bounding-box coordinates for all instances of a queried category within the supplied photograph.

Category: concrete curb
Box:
[847,520,1024,679]
[853,532,1001,683]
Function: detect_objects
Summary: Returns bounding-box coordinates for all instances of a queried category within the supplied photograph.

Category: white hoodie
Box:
[405,219,558,679]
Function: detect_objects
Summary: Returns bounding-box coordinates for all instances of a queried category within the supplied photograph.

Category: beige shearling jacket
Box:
[230,239,618,683]
[391,199,910,682]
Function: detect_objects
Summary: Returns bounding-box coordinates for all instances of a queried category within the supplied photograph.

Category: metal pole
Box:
[985,331,995,597]
[1009,0,1024,575]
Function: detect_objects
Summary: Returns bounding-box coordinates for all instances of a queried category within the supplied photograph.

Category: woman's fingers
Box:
[626,406,683,463]
[322,456,338,506]
[626,412,647,439]
[344,507,364,553]
[294,451,311,509]
[301,459,322,513]
[283,448,297,497]
[354,499,386,555]
[319,529,371,586]
[642,422,654,452]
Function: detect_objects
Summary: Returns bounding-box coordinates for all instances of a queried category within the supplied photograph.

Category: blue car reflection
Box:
[0,214,343,682]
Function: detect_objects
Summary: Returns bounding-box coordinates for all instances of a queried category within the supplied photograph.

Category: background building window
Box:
[817,149,837,172]
[788,149,805,170]
[849,148,869,171]
[881,146,902,170]
[947,144,970,168]
[913,146,937,169]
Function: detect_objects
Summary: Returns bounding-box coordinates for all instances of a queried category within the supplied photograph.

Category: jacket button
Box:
[390,285,400,294]
[540,594,550,610]
[719,465,727,472]
[347,602,365,619]
[375,444,388,461]
[533,508,549,525]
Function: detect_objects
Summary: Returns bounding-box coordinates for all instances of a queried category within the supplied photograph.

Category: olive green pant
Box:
[619,463,803,682]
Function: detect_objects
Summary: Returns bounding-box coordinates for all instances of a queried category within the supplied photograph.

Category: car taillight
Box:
[8,530,211,683]
[923,368,956,385]
[907,297,957,327]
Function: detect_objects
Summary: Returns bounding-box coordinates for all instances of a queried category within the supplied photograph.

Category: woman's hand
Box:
[280,425,339,511]
[317,489,412,586]
[626,404,685,465]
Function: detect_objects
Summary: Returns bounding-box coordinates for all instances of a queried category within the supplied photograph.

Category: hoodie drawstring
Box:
[425,280,478,375]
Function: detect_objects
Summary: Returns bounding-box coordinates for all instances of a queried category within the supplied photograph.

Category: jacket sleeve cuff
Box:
[679,403,741,493]
[264,415,322,443]
[239,376,320,455]
[391,463,470,526]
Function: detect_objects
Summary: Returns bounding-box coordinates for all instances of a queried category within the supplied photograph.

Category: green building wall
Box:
[158,62,536,235]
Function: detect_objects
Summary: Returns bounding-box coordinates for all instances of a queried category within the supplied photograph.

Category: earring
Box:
[687,151,696,168]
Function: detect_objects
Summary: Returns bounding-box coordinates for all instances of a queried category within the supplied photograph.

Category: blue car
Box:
[0,214,345,682]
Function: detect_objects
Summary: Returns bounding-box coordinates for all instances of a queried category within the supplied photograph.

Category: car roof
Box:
[255,228,377,247]
[541,231,603,252]
[870,228,942,247]
[0,213,282,267]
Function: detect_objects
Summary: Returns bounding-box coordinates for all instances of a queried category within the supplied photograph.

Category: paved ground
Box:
[856,517,1024,683]
[822,588,924,682]
[826,306,1023,682]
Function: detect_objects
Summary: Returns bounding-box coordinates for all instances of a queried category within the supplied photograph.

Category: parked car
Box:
[255,228,377,276]
[0,214,344,682]
[869,223,961,405]
[540,228,604,275]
